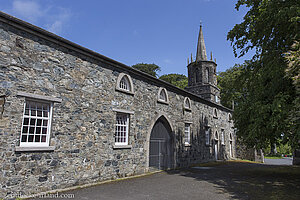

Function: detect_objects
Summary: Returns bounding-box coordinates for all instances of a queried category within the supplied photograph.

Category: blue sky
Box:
[1,0,253,76]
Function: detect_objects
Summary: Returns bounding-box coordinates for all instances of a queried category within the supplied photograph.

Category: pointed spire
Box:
[210,51,213,61]
[191,53,193,63]
[196,22,207,61]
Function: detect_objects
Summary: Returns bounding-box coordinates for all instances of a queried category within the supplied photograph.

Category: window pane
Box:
[35,135,40,142]
[41,136,46,142]
[28,135,34,142]
[43,111,48,118]
[36,127,41,134]
[30,118,36,126]
[29,127,35,134]
[43,120,48,126]
[37,119,42,126]
[36,103,42,110]
[31,109,36,116]
[23,118,29,125]
[22,126,28,134]
[25,109,29,115]
[37,110,42,117]
[21,135,27,142]
[42,128,47,134]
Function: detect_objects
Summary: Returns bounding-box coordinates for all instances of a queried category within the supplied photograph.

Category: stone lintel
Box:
[17,92,62,103]
[112,108,134,114]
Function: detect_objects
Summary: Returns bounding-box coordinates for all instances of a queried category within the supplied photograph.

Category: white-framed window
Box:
[157,87,169,104]
[205,127,210,146]
[119,76,130,91]
[116,73,134,94]
[184,97,191,110]
[221,129,225,145]
[215,95,219,103]
[184,123,191,145]
[115,113,129,145]
[20,100,53,147]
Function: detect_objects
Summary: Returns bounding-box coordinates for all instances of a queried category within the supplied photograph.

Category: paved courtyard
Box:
[38,161,300,200]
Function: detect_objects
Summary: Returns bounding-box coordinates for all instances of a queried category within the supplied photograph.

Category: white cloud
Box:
[10,0,71,34]
[12,0,42,22]
[46,9,71,34]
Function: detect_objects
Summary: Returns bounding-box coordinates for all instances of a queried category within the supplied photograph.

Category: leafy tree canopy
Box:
[159,74,188,89]
[226,0,299,150]
[132,63,161,77]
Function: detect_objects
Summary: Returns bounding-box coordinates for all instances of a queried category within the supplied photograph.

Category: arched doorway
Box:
[149,116,174,170]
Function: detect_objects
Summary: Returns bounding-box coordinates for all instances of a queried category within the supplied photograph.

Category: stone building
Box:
[0,12,235,198]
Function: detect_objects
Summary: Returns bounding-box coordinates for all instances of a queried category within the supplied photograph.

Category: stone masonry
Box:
[0,12,235,198]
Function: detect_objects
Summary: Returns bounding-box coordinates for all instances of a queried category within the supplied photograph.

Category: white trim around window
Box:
[213,108,218,118]
[157,87,169,104]
[19,100,53,147]
[115,113,129,146]
[15,92,61,152]
[205,127,210,146]
[221,129,225,145]
[184,123,191,146]
[183,97,191,111]
[116,73,135,95]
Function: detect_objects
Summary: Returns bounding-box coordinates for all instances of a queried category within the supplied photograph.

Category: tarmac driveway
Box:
[39,161,300,200]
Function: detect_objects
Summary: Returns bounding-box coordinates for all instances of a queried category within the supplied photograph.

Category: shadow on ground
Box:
[167,161,300,200]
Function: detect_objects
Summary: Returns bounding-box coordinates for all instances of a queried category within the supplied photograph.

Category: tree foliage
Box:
[132,63,161,77]
[226,0,300,150]
[159,74,188,89]
[217,64,244,109]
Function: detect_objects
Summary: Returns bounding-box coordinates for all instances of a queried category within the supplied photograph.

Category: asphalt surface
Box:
[33,162,300,200]
[264,157,293,165]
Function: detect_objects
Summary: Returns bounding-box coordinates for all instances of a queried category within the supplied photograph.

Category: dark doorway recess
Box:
[149,116,174,170]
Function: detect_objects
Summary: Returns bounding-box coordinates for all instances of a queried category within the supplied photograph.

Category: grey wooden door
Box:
[149,119,173,169]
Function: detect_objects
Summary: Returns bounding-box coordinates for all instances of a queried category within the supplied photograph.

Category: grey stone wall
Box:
[0,14,235,198]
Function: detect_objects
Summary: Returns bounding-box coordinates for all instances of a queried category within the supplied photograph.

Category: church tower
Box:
[185,24,220,104]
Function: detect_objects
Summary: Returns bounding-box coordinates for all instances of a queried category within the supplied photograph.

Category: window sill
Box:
[184,107,192,112]
[157,99,169,105]
[15,146,55,152]
[115,88,135,95]
[113,145,132,149]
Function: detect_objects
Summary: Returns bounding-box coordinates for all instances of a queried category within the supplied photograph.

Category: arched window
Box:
[205,68,209,83]
[183,97,191,110]
[215,131,219,140]
[119,76,130,91]
[157,87,169,104]
[116,73,134,95]
[213,108,218,118]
